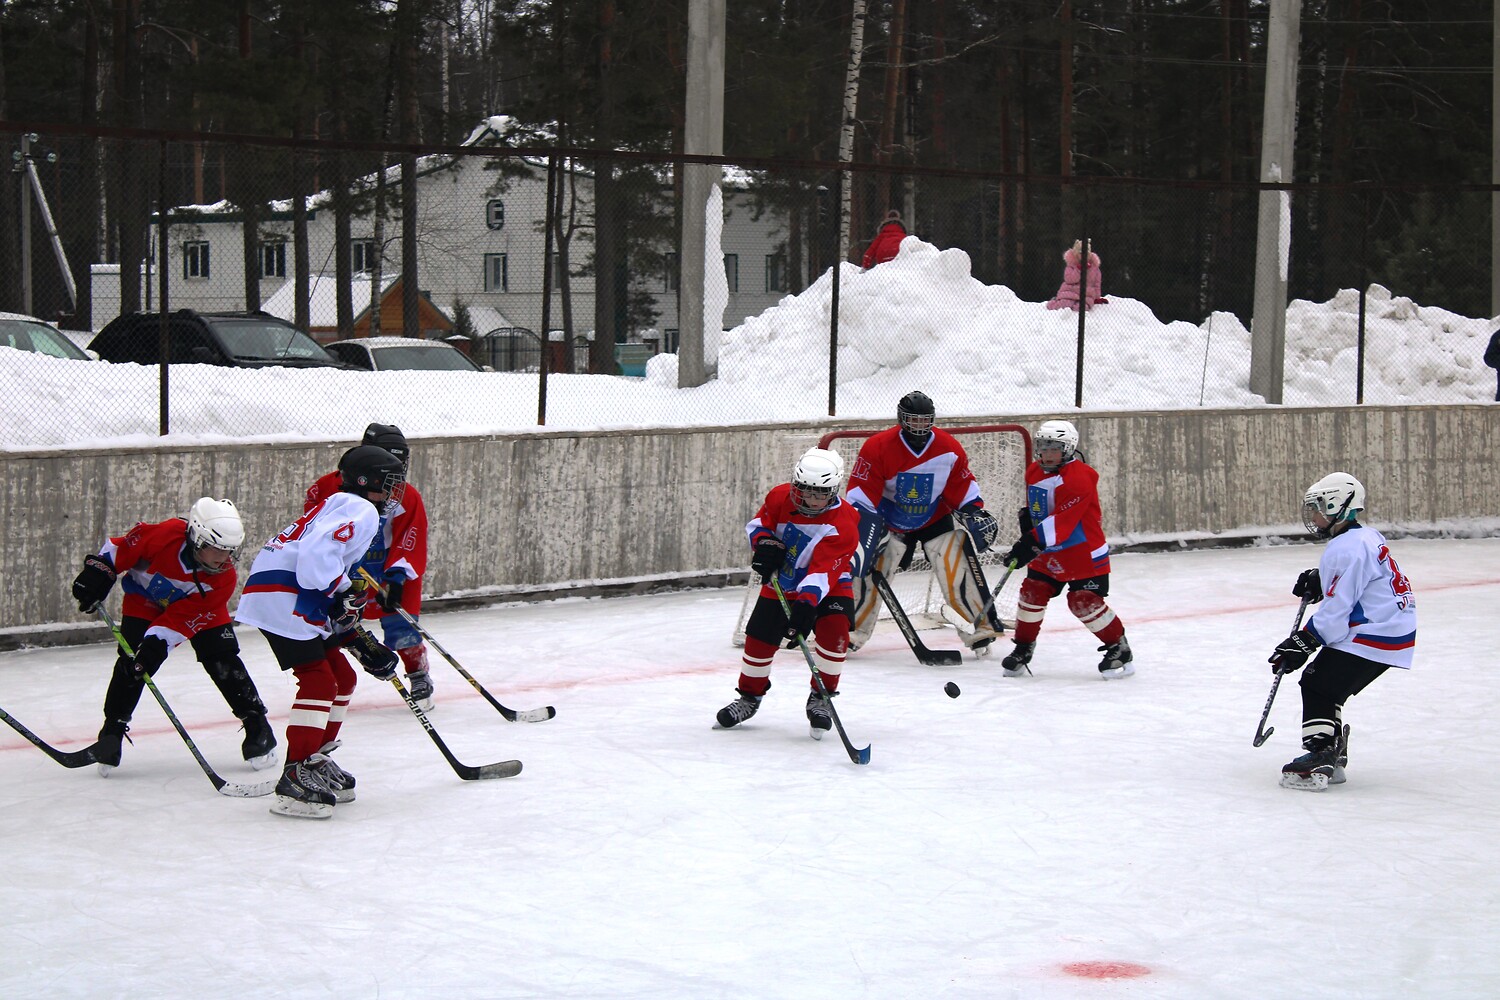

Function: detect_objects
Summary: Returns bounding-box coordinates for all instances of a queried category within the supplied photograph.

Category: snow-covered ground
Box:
[5,236,1495,451]
[3,537,1496,999]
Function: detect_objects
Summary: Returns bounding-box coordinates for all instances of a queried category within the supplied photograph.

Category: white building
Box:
[89,118,804,365]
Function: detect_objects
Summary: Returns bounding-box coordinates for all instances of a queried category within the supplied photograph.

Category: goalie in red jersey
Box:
[844,391,1002,656]
[998,419,1133,680]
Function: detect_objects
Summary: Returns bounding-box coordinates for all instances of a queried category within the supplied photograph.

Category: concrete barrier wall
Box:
[4,404,1495,634]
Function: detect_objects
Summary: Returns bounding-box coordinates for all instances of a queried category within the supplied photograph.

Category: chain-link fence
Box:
[1,124,1495,450]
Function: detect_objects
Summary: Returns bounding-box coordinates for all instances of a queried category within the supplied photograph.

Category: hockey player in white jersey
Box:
[1268,472,1416,790]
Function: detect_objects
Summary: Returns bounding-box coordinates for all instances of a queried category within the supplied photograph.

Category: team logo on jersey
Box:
[893,472,935,515]
[143,574,179,608]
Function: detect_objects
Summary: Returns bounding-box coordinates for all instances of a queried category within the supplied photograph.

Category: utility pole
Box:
[12,133,77,315]
[678,0,725,387]
[1248,0,1301,404]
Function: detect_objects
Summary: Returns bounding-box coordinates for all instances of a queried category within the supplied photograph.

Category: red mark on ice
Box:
[1060,961,1152,980]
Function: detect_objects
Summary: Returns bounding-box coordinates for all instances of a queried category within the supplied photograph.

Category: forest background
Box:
[0,1,1492,365]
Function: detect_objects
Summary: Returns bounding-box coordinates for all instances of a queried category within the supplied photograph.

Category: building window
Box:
[486,199,506,230]
[260,241,286,278]
[484,253,508,292]
[664,252,680,292]
[352,239,375,274]
[183,241,210,280]
[765,252,787,293]
[723,253,739,293]
[549,252,566,286]
[663,328,679,353]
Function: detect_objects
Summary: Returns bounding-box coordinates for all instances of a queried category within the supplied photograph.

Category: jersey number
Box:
[1378,545,1414,610]
[269,500,328,549]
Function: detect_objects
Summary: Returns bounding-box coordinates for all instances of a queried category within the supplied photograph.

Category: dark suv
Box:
[89,310,344,369]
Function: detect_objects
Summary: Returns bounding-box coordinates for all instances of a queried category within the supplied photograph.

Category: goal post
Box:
[731,423,1034,646]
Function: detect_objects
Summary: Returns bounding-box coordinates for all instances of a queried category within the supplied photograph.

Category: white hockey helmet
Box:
[1302,472,1365,537]
[1035,419,1079,471]
[791,447,844,515]
[186,497,245,573]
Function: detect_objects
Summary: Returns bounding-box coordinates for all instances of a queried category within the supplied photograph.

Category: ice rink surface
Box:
[2,537,1497,1000]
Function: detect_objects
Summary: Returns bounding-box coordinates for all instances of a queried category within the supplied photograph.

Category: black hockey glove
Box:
[72,554,117,613]
[129,635,169,679]
[377,575,406,613]
[1017,506,1034,533]
[1004,532,1044,569]
[1292,568,1323,603]
[750,538,787,584]
[345,628,399,680]
[329,586,368,631]
[785,599,817,642]
[1269,629,1320,675]
[960,502,999,553]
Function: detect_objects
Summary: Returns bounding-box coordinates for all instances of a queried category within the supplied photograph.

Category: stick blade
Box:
[920,650,965,666]
[851,745,871,765]
[215,777,279,798]
[460,759,523,780]
[513,706,556,724]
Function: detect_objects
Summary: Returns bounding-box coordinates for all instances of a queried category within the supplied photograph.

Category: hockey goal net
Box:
[731,423,1033,646]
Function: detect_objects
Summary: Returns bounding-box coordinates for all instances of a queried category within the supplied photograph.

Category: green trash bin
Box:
[615,343,653,377]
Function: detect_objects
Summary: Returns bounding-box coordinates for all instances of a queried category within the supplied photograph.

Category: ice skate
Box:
[93,719,130,777]
[1280,740,1338,791]
[240,711,278,771]
[715,688,764,729]
[1001,641,1034,678]
[805,690,835,740]
[406,668,435,712]
[1330,724,1350,785]
[311,740,357,803]
[269,755,339,819]
[1097,636,1134,679]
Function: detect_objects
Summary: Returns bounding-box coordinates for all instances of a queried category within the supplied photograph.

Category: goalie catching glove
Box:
[751,537,787,584]
[72,554,117,613]
[959,502,998,553]
[344,628,399,680]
[1269,629,1320,675]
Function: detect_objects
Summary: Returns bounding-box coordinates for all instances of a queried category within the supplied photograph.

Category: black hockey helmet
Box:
[897,390,935,441]
[361,422,409,470]
[339,445,406,514]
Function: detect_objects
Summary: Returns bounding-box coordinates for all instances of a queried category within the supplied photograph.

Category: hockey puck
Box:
[944,681,961,698]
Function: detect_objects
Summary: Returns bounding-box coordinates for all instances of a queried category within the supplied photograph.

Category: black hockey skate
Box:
[1097,636,1135,680]
[1001,641,1034,678]
[312,740,356,803]
[93,718,131,777]
[805,690,836,741]
[1330,724,1350,786]
[715,688,765,729]
[406,669,435,711]
[240,712,278,771]
[1280,738,1338,791]
[269,755,339,819]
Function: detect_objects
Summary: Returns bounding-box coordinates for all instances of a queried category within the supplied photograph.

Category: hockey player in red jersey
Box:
[716,448,862,740]
[999,419,1133,679]
[845,391,1001,655]
[70,497,278,776]
[304,424,434,710]
[1269,472,1416,790]
[237,446,403,819]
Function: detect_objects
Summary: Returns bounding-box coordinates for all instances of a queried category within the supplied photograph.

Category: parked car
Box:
[325,336,487,372]
[0,312,94,361]
[89,310,345,369]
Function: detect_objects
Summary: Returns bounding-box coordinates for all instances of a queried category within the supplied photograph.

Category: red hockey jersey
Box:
[845,426,983,534]
[98,518,236,648]
[746,484,861,609]
[305,471,428,615]
[1020,458,1110,581]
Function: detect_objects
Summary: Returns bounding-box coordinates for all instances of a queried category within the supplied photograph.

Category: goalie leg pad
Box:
[850,537,905,650]
[922,531,997,646]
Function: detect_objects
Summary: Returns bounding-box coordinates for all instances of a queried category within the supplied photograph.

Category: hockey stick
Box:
[356,568,555,723]
[1253,595,1315,748]
[771,580,870,765]
[871,569,963,666]
[0,705,98,768]
[380,650,523,781]
[98,608,277,798]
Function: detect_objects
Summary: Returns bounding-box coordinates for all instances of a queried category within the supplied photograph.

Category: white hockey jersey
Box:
[235,492,381,641]
[1307,523,1417,669]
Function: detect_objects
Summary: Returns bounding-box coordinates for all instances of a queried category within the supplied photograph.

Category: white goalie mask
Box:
[1035,419,1079,471]
[790,447,844,516]
[1302,472,1365,538]
[186,497,245,573]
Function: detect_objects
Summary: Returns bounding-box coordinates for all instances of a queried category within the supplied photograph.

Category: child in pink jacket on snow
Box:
[1046,239,1105,311]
